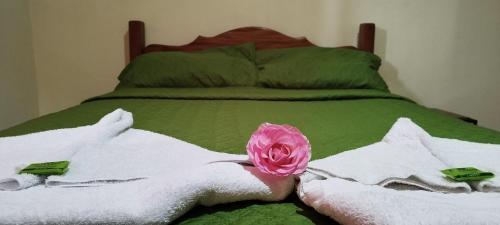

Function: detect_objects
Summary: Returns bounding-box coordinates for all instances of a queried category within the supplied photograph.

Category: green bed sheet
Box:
[2,87,500,225]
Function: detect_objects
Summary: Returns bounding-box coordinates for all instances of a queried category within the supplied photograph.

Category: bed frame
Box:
[128,20,375,61]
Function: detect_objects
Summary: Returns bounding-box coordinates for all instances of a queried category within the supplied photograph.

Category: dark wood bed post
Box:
[357,23,375,53]
[129,20,145,61]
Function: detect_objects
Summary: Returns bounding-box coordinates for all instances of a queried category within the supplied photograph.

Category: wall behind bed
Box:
[28,0,500,131]
[0,0,38,130]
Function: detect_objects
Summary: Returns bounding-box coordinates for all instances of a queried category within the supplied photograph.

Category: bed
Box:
[1,20,500,225]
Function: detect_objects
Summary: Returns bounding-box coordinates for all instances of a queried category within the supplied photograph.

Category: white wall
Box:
[0,0,38,130]
[27,0,500,130]
[29,0,349,115]
[346,0,500,130]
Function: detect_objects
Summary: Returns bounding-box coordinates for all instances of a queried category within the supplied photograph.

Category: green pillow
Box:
[256,47,389,91]
[118,43,257,87]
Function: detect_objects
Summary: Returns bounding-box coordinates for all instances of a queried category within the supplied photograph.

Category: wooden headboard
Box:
[128,20,375,61]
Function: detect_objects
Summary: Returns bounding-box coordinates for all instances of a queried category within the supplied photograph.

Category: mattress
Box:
[2,87,500,224]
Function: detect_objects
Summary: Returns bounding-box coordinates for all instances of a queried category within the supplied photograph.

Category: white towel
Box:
[45,128,253,187]
[428,138,500,192]
[0,163,293,224]
[298,177,500,225]
[306,131,470,193]
[0,109,132,191]
[0,128,294,224]
[383,118,500,192]
[298,117,500,225]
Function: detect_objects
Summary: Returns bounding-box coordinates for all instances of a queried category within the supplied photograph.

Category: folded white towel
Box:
[428,137,500,192]
[383,118,500,192]
[298,117,500,225]
[0,162,293,224]
[298,178,500,225]
[0,109,295,223]
[0,109,132,191]
[46,128,252,187]
[306,125,470,192]
[0,128,294,224]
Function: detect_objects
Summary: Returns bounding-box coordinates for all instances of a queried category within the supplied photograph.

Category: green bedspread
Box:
[2,87,500,225]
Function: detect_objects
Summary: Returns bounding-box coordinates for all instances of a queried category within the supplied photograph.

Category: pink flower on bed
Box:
[247,123,311,176]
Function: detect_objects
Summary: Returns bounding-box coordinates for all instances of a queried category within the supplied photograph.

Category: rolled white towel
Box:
[89,108,133,143]
[0,174,43,191]
[298,177,500,225]
[0,108,133,191]
[0,159,294,224]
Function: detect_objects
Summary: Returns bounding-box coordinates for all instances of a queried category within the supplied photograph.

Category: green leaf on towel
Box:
[19,161,70,176]
[441,167,494,182]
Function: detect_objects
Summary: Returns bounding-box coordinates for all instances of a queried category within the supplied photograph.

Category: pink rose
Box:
[246,123,311,176]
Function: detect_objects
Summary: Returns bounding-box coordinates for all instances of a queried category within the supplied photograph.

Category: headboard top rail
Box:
[128,20,375,61]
